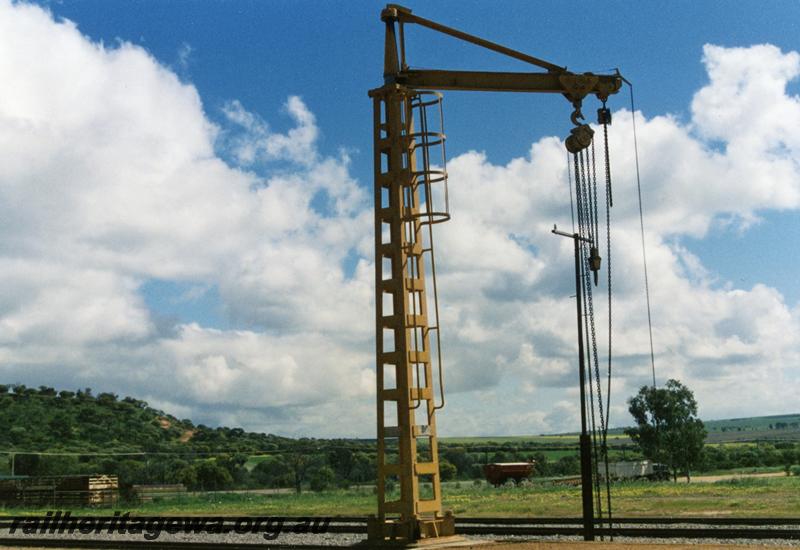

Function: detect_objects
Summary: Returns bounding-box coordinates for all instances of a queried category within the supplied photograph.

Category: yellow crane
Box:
[367,4,622,544]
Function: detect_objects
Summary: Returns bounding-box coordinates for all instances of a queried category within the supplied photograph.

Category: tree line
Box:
[2,383,799,494]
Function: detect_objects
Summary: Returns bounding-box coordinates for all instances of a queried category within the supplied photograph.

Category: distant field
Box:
[704,413,800,432]
[443,413,800,446]
[442,435,578,445]
[440,434,630,446]
[3,476,798,518]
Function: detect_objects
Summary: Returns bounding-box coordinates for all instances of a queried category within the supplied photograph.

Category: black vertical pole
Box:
[573,236,595,541]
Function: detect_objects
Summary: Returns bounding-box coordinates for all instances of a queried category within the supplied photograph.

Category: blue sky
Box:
[44,0,800,306]
[0,0,799,436]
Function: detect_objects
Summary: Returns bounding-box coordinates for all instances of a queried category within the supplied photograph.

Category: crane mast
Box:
[367,4,622,544]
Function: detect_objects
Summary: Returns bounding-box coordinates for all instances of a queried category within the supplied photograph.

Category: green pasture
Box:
[440,434,631,446]
[3,476,799,518]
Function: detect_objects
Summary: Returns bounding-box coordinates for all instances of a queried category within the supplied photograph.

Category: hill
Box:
[705,413,800,432]
[0,384,293,454]
[1,384,798,492]
[0,384,378,491]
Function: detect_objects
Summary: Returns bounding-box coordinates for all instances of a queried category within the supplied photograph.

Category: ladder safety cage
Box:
[370,84,452,543]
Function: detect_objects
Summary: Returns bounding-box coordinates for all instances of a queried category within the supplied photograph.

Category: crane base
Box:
[358,535,489,548]
[364,514,473,546]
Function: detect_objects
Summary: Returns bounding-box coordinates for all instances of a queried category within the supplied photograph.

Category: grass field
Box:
[447,413,800,445]
[704,414,800,432]
[3,476,799,518]
[440,434,631,446]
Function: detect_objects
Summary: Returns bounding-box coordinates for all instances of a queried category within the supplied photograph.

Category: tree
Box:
[194,460,233,491]
[327,448,354,482]
[308,465,336,492]
[625,379,706,482]
[49,412,74,440]
[439,460,457,481]
[553,455,580,476]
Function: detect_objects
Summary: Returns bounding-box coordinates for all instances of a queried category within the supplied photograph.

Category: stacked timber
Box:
[0,474,118,507]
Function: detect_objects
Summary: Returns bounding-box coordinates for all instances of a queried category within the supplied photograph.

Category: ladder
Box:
[367,86,454,542]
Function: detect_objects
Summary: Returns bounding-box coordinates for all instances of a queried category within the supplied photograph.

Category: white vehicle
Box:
[596,460,670,481]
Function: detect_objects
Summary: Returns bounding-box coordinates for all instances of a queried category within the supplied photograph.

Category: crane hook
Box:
[570,101,585,126]
[565,99,594,153]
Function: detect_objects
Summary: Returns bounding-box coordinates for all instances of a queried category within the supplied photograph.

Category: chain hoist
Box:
[564,98,617,537]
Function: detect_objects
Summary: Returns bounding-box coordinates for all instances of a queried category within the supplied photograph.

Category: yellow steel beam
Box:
[393,69,622,100]
[383,4,565,72]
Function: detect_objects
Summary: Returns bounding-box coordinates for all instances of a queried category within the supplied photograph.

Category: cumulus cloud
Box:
[0,0,798,436]
[222,96,319,166]
[430,42,800,432]
[0,0,372,436]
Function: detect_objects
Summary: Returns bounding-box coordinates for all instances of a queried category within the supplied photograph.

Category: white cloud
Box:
[222,96,319,166]
[0,0,798,436]
[0,0,373,435]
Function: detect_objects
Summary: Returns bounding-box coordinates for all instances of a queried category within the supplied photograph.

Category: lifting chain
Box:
[565,99,617,534]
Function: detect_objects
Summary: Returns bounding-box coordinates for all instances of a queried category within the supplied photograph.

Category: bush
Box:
[439,460,457,481]
[308,466,335,492]
[790,465,800,477]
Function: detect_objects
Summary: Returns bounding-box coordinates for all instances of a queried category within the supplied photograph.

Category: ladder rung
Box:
[381,389,400,401]
[379,207,394,222]
[410,388,433,402]
[408,350,430,363]
[381,314,400,327]
[417,499,441,513]
[415,462,438,475]
[380,351,400,364]
[382,279,400,293]
[383,426,400,437]
[405,314,427,327]
[401,209,421,222]
[380,244,395,257]
[413,424,434,437]
[405,278,425,291]
[402,242,423,255]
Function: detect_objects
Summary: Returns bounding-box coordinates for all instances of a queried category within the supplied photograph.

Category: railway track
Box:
[1,516,798,547]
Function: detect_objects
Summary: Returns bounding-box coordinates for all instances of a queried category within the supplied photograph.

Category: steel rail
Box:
[0,540,338,549]
[2,525,800,548]
[459,526,800,539]
[2,516,800,545]
[456,516,800,526]
[3,515,800,526]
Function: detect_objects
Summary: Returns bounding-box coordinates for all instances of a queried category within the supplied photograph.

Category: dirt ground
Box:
[490,544,797,549]
[689,472,786,483]
[2,543,797,550]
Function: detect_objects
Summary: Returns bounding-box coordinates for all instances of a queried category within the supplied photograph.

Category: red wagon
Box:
[483,462,534,486]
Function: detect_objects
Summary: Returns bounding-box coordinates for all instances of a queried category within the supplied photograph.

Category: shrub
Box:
[308,466,335,492]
